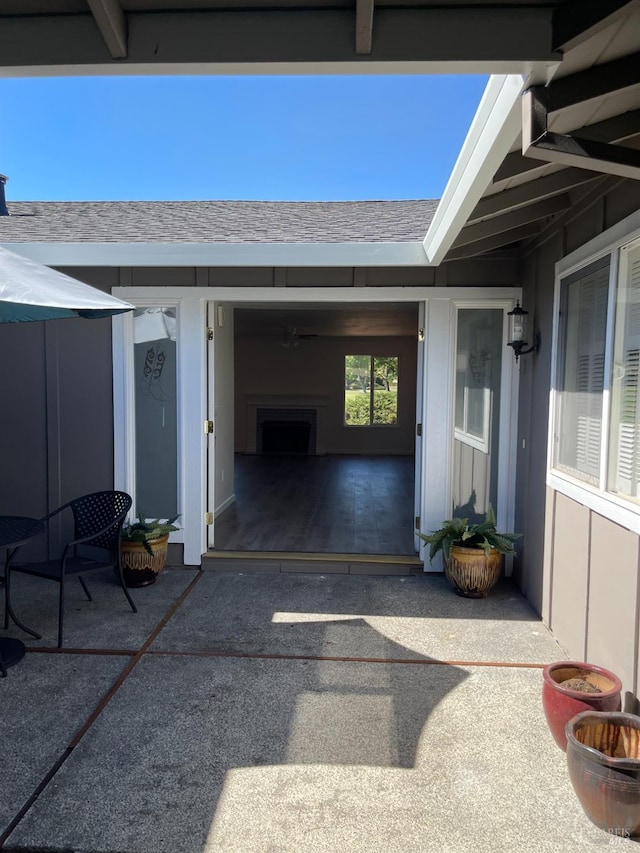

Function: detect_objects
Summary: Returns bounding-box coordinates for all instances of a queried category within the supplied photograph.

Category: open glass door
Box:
[413,302,426,552]
[206,303,216,549]
[206,302,235,550]
[452,307,504,520]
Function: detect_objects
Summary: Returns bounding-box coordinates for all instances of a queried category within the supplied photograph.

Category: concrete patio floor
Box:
[0,568,635,852]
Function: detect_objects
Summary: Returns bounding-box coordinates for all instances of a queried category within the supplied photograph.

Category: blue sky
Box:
[2,75,488,202]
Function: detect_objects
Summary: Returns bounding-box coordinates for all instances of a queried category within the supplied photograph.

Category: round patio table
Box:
[0,515,45,676]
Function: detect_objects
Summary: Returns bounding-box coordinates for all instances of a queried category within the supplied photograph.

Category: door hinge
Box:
[205,512,214,525]
[204,420,214,434]
[415,516,420,530]
[418,328,425,342]
[416,423,422,437]
[206,327,214,341]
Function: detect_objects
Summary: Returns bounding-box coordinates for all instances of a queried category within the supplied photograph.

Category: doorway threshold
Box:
[202,550,424,576]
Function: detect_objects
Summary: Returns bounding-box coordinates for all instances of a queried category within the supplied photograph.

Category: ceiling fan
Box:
[281,326,318,348]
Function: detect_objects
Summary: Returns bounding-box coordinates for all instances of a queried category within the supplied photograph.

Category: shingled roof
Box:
[0,200,439,244]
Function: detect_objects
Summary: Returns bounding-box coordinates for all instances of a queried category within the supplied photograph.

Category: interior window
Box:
[344,355,398,426]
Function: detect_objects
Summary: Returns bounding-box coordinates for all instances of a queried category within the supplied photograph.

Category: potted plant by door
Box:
[120,515,180,588]
[418,505,520,598]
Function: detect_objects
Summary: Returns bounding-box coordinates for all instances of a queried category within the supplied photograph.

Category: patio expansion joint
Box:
[144,648,548,669]
[0,570,205,851]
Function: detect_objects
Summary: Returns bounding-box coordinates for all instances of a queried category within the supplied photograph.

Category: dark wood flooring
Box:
[214,454,416,555]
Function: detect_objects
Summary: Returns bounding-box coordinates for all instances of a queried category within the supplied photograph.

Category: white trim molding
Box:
[1,241,431,268]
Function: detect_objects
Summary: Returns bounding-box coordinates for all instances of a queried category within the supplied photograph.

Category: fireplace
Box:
[257,408,317,454]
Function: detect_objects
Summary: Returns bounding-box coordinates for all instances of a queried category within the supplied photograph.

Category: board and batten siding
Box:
[517,178,640,710]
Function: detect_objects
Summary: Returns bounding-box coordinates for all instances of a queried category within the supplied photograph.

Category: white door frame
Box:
[113,285,521,566]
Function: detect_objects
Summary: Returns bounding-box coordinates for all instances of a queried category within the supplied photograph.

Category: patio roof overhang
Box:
[0,1,567,75]
[424,2,640,264]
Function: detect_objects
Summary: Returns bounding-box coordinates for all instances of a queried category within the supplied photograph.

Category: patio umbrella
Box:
[0,246,134,323]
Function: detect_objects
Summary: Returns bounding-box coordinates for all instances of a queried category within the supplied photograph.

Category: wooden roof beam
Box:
[451,194,571,249]
[87,0,128,60]
[355,0,375,55]
[469,168,600,224]
[447,224,541,259]
[523,87,640,180]
[493,110,640,183]
[552,0,640,53]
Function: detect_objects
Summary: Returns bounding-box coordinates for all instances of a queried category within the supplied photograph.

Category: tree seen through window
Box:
[344,355,398,425]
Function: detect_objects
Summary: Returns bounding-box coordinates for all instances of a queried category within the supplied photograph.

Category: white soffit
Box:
[422,74,526,265]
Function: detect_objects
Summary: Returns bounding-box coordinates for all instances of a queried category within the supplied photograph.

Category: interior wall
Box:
[517,180,640,708]
[234,335,417,455]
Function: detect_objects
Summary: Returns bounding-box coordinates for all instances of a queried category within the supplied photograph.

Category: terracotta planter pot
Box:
[542,661,622,751]
[566,711,640,838]
[120,534,169,588]
[444,545,503,598]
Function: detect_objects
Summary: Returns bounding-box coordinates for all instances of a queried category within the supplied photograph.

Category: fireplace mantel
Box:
[245,395,329,454]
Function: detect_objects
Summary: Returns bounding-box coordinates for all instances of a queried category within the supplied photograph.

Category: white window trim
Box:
[548,208,640,535]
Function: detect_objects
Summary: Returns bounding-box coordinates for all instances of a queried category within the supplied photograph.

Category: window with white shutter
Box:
[608,243,640,501]
[554,258,610,484]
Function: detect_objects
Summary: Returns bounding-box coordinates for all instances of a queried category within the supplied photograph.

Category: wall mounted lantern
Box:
[507,301,541,362]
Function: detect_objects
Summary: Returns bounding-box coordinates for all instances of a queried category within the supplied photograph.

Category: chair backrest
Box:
[70,491,132,552]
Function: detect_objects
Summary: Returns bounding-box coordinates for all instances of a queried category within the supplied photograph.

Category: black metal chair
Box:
[4,491,137,648]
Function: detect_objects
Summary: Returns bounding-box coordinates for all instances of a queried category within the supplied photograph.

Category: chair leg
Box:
[57,575,65,648]
[115,562,137,614]
[78,575,92,601]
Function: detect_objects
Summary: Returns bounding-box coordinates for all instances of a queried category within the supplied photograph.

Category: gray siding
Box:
[517,179,640,707]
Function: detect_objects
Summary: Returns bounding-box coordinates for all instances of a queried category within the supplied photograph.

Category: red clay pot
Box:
[566,711,640,838]
[542,661,622,751]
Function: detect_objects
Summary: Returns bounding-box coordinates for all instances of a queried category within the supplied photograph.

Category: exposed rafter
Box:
[87,0,128,60]
[469,168,599,224]
[447,224,541,259]
[552,0,640,52]
[451,194,571,250]
[494,110,640,184]
[522,87,640,179]
[547,51,640,112]
[355,0,375,55]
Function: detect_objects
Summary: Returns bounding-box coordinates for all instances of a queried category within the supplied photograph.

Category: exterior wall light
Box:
[507,301,541,362]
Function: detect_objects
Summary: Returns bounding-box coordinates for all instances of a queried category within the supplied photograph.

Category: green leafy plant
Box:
[121,514,180,555]
[418,504,520,563]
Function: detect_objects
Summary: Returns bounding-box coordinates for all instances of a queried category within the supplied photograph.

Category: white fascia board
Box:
[0,61,553,79]
[1,241,430,268]
[422,74,525,265]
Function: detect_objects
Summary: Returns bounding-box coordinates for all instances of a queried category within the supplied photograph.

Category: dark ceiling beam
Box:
[87,0,128,59]
[493,110,640,183]
[552,0,639,52]
[547,51,640,112]
[523,87,640,180]
[451,194,570,249]
[447,224,541,260]
[355,0,375,55]
[469,168,600,224]
[0,8,559,69]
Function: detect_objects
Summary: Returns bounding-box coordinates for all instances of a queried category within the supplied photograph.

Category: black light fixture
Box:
[507,301,540,362]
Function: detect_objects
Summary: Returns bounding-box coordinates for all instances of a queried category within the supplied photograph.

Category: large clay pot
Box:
[120,534,169,588]
[566,711,640,838]
[542,661,622,751]
[445,546,503,598]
